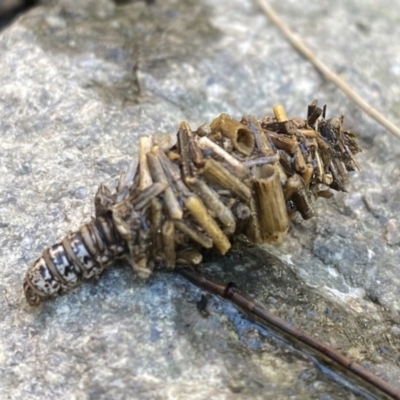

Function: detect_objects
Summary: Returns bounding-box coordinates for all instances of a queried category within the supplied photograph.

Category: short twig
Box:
[255,0,400,141]
[179,268,400,400]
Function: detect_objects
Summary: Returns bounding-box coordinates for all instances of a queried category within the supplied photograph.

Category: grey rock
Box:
[385,219,400,246]
[1,0,400,399]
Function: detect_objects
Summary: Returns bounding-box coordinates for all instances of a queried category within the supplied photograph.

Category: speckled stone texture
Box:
[1,0,400,399]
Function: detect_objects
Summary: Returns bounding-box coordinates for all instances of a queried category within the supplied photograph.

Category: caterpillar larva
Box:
[23,101,362,305]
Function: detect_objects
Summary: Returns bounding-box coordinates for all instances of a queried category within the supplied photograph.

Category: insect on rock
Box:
[23,100,362,305]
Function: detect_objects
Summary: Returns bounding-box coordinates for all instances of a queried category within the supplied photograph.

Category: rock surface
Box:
[1,0,400,399]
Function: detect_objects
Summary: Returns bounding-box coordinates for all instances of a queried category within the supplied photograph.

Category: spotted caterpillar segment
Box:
[24,101,362,305]
[24,215,127,306]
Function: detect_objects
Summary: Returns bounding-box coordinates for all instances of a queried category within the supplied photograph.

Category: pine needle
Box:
[256,0,400,140]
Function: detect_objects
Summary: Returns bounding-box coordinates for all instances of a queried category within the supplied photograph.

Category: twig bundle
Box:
[23,101,362,305]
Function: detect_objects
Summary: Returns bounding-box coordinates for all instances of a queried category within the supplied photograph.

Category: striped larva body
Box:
[23,215,127,306]
[23,101,362,305]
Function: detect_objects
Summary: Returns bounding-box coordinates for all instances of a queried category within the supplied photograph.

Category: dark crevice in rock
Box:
[0,0,37,30]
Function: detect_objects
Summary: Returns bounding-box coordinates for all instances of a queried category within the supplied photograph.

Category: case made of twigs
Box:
[23,101,361,305]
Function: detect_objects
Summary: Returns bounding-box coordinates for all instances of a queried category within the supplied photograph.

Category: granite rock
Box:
[1,0,400,399]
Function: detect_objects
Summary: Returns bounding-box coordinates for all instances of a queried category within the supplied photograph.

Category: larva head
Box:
[23,277,45,306]
[23,257,61,306]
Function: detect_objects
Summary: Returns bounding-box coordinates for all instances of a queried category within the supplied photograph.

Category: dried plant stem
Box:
[179,268,400,400]
[256,0,400,141]
[253,166,289,241]
[147,153,183,220]
[202,159,252,202]
[197,136,249,178]
[186,177,236,234]
[184,195,231,255]
[139,137,153,190]
[162,220,176,268]
[174,220,213,249]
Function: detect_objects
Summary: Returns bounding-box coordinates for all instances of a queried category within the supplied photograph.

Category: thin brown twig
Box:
[255,0,400,141]
[179,268,400,400]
